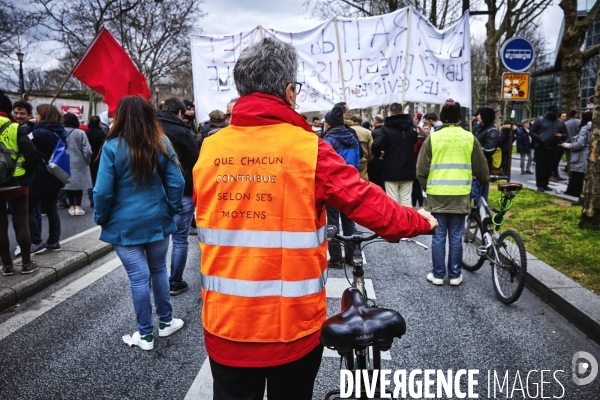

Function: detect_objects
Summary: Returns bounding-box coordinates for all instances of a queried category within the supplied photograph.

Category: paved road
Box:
[1,231,598,399]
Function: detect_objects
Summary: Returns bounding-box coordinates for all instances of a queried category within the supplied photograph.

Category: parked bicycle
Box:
[462,176,527,304]
[320,227,431,400]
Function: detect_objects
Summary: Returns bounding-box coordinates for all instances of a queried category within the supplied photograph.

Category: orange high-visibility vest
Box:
[193,123,327,343]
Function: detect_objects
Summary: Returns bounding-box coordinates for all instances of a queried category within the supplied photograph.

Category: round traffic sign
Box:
[501,37,535,72]
[589,95,595,105]
[22,93,29,101]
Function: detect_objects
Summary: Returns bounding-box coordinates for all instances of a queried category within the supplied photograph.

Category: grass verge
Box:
[488,187,600,294]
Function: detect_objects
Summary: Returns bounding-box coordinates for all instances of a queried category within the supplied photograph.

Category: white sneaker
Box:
[131,332,154,350]
[75,208,85,216]
[159,318,184,337]
[68,209,75,216]
[449,275,463,286]
[427,273,444,286]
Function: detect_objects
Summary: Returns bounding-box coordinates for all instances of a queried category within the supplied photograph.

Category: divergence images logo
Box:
[572,351,598,386]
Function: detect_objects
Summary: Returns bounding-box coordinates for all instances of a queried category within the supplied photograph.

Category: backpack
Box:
[0,121,20,183]
[41,132,71,185]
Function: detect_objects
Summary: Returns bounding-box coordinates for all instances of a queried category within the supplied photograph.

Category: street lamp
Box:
[16,52,24,95]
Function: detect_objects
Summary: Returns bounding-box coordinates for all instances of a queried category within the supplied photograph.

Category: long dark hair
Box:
[579,110,592,129]
[107,95,171,184]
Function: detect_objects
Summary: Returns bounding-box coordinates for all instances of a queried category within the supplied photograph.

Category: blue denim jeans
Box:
[431,213,466,279]
[170,195,195,285]
[470,177,489,207]
[114,237,173,336]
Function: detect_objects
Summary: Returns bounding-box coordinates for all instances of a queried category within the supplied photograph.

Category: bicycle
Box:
[320,227,431,400]
[461,175,527,304]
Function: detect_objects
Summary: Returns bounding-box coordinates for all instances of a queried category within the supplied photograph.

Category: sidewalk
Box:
[0,227,113,312]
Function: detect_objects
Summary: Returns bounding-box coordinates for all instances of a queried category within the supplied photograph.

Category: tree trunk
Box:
[559,39,585,112]
[485,32,503,126]
[579,61,600,229]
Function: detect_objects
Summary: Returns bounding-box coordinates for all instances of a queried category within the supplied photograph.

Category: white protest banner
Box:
[190,7,471,119]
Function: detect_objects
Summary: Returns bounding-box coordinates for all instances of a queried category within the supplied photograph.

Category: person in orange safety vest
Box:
[192,37,438,400]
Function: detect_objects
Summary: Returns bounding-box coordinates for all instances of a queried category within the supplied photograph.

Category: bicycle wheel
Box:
[462,216,485,271]
[493,230,527,304]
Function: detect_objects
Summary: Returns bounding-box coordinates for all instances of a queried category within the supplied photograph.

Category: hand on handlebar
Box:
[418,208,438,231]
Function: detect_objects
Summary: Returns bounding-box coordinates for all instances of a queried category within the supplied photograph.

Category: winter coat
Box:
[85,127,107,183]
[158,111,200,196]
[93,137,184,246]
[0,114,38,188]
[564,122,591,173]
[515,127,531,153]
[564,117,580,143]
[29,122,68,195]
[368,125,385,173]
[474,123,500,170]
[323,126,360,170]
[64,127,93,191]
[414,134,426,164]
[529,114,567,150]
[372,114,417,182]
[352,124,374,180]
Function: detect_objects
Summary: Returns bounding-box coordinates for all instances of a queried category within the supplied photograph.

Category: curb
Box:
[0,229,113,313]
[524,252,600,345]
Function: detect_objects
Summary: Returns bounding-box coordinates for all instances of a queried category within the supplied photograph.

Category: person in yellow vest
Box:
[417,99,489,286]
[192,38,438,400]
[0,92,39,275]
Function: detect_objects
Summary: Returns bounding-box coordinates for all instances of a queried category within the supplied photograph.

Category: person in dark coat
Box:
[515,119,533,174]
[529,104,567,191]
[472,107,499,205]
[499,120,516,174]
[28,104,67,254]
[372,102,417,206]
[158,98,200,295]
[85,116,107,206]
[367,114,385,191]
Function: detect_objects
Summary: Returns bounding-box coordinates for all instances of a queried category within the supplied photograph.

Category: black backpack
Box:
[0,121,20,183]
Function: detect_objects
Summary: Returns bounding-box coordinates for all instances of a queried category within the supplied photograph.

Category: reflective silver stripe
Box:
[201,269,328,298]
[198,226,326,249]
[427,180,472,186]
[430,163,471,170]
[5,149,17,155]
[15,161,23,167]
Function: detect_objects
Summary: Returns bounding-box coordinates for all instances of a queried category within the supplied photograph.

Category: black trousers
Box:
[535,148,555,188]
[411,179,424,207]
[28,189,61,245]
[326,205,355,263]
[551,147,565,177]
[210,344,323,400]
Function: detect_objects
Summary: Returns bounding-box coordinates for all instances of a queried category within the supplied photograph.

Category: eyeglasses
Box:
[291,82,303,93]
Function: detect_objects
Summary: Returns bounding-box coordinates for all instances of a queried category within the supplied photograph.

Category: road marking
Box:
[185,273,385,399]
[60,226,102,244]
[0,256,121,342]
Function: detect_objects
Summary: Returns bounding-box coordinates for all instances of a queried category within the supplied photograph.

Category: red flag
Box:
[73,28,151,114]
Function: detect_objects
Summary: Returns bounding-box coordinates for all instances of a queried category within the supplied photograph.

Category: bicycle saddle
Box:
[320,288,406,355]
[497,182,523,192]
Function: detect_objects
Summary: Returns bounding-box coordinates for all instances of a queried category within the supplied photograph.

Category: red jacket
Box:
[203,93,431,367]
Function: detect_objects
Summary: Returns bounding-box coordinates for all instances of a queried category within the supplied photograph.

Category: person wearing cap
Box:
[417,99,488,286]
[192,37,437,399]
[206,110,228,136]
[413,112,422,127]
[516,119,533,174]
[182,100,199,139]
[529,104,567,192]
[472,106,500,204]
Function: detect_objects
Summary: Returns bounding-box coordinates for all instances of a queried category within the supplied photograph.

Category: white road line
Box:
[60,226,102,244]
[0,256,121,342]
[185,273,384,399]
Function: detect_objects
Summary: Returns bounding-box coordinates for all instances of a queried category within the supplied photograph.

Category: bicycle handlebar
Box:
[327,228,436,244]
[489,175,509,182]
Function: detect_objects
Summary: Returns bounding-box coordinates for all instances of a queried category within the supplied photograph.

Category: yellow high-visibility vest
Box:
[0,116,25,178]
[426,126,474,196]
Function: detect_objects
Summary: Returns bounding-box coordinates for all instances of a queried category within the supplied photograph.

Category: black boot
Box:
[571,198,583,206]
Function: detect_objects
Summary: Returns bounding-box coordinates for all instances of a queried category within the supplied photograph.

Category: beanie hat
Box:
[477,107,495,126]
[414,112,423,121]
[325,105,345,127]
[0,90,12,115]
[183,100,195,110]
[439,98,462,123]
[209,109,227,127]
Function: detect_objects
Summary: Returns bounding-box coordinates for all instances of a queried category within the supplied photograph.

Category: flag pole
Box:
[50,27,105,106]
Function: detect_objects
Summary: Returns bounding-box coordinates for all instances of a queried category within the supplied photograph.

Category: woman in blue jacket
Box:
[94,96,185,350]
